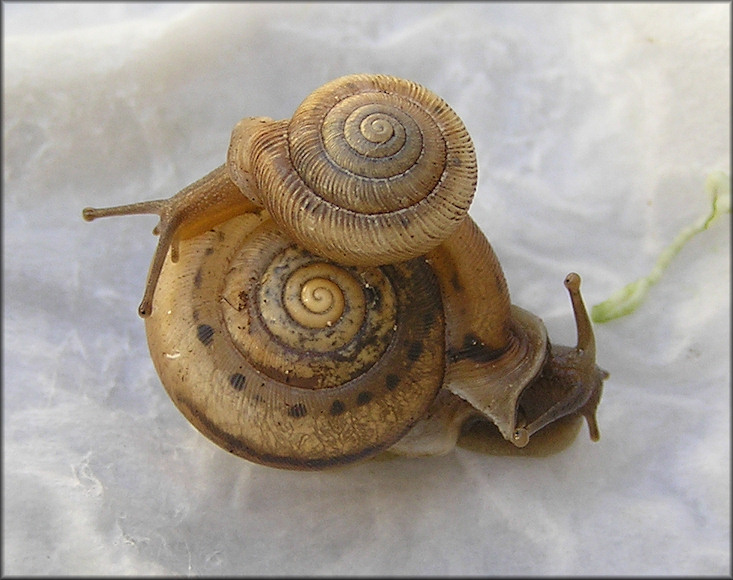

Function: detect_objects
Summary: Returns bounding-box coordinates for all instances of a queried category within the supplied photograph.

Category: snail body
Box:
[83,74,607,469]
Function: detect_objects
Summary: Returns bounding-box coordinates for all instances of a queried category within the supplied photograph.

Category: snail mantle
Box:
[83,73,608,470]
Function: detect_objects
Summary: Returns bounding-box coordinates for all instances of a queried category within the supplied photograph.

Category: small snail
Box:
[83,74,608,470]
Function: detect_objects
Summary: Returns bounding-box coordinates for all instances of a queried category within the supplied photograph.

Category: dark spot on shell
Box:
[193,268,203,288]
[330,400,346,416]
[364,284,381,310]
[356,391,373,406]
[192,309,200,322]
[273,263,289,276]
[197,324,215,346]
[176,393,386,470]
[450,273,463,292]
[229,373,246,391]
[386,374,400,391]
[407,341,423,361]
[205,247,215,256]
[237,290,248,311]
[288,403,307,418]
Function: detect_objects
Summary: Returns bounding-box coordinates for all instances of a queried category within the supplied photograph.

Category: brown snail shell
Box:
[145,212,446,469]
[227,74,477,266]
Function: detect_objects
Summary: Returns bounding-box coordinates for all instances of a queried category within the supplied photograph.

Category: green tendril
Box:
[591,171,730,323]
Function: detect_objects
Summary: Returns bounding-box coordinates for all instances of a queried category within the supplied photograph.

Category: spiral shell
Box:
[228,74,477,266]
[145,212,446,469]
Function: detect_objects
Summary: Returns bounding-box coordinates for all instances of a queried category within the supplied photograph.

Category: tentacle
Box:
[83,165,256,316]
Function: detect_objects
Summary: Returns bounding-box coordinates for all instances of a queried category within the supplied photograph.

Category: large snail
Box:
[83,74,608,470]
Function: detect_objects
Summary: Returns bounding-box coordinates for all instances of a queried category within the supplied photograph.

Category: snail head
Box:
[512,273,608,448]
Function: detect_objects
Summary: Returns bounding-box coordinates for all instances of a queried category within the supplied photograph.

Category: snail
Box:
[83,74,608,470]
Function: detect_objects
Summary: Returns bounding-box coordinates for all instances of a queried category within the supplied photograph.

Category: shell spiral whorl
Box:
[285,265,348,329]
[251,241,385,363]
[295,91,445,213]
[234,74,478,266]
[146,214,446,469]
